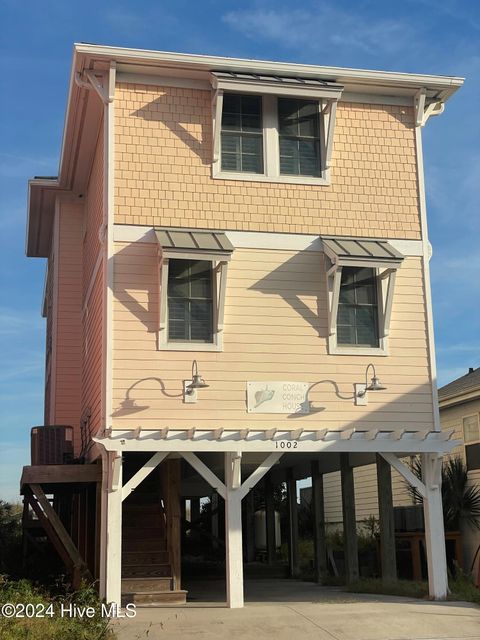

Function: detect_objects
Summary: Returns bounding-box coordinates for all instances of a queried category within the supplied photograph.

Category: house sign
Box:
[247,382,310,414]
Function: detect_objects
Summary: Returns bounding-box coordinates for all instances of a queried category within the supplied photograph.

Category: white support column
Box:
[105,454,122,606]
[225,452,244,608]
[422,453,448,599]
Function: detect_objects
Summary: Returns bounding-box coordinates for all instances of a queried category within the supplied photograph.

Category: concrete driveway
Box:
[113,579,480,640]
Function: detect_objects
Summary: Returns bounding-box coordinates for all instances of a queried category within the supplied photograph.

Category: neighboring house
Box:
[438,367,480,576]
[23,43,464,608]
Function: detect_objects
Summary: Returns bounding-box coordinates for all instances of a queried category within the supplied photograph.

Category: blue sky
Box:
[0,0,479,501]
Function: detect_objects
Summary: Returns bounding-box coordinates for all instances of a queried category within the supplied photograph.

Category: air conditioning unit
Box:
[31,425,74,465]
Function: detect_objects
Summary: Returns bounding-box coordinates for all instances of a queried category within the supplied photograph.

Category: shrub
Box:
[0,577,116,640]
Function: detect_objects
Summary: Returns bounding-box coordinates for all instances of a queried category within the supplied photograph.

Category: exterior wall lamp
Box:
[184,360,209,404]
[355,363,387,406]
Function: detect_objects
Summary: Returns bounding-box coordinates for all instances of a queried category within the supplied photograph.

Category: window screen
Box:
[337,267,379,347]
[167,259,214,343]
[278,98,321,176]
[221,94,263,173]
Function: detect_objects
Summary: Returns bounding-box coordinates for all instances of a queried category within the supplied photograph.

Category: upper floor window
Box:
[278,98,321,177]
[211,73,342,184]
[221,94,263,174]
[167,259,214,343]
[337,267,379,348]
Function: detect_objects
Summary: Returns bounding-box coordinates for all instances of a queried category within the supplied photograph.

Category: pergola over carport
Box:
[94,427,458,608]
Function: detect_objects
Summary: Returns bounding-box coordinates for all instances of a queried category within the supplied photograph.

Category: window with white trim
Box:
[337,267,379,348]
[221,94,263,174]
[167,259,214,343]
[155,228,233,352]
[278,98,321,177]
[463,414,480,443]
[211,73,343,185]
[322,237,404,356]
[464,414,480,471]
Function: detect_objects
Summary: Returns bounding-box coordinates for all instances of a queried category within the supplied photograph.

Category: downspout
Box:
[414,91,442,431]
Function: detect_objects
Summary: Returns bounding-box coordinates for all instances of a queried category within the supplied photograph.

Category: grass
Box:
[0,577,116,640]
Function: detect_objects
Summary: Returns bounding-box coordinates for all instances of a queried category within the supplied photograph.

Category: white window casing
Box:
[155,228,233,352]
[210,72,343,185]
[322,237,404,356]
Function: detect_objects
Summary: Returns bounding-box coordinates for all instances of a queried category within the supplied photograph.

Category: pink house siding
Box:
[52,200,83,454]
[81,131,105,450]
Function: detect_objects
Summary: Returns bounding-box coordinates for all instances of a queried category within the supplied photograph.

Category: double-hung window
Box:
[221,94,263,174]
[464,414,480,471]
[212,73,343,184]
[156,228,234,351]
[278,98,321,177]
[337,267,379,348]
[322,236,404,356]
[168,260,214,343]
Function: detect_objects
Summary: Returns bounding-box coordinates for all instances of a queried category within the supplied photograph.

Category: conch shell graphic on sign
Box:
[254,385,275,408]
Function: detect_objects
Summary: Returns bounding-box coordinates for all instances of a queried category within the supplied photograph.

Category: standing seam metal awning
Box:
[321,236,404,268]
[155,227,234,261]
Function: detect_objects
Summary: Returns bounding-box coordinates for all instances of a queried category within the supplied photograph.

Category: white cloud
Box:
[222,5,419,58]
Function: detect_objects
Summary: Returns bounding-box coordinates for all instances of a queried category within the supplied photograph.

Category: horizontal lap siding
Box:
[54,202,83,453]
[439,399,480,571]
[112,242,434,431]
[82,131,105,450]
[114,83,420,239]
[323,465,414,525]
[82,268,103,445]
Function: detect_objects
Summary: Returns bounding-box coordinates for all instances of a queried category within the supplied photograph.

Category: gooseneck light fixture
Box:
[184,360,209,403]
[355,363,387,405]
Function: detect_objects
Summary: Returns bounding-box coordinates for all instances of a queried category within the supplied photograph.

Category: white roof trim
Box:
[75,43,464,96]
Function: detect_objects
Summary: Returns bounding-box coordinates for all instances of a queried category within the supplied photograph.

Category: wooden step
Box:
[122,564,172,578]
[123,538,168,552]
[122,590,188,606]
[123,550,170,564]
[121,577,172,593]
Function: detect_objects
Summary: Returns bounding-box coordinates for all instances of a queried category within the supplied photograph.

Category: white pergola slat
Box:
[94,427,458,455]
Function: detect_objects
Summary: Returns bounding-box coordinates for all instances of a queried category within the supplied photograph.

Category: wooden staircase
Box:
[121,465,187,606]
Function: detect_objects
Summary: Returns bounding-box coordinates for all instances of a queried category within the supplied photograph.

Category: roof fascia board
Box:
[439,386,480,409]
[75,43,464,96]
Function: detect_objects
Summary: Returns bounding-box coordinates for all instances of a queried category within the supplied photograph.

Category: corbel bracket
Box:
[75,62,116,105]
[414,88,444,127]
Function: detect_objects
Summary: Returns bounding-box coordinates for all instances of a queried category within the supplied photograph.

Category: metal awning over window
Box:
[155,228,234,348]
[321,236,404,269]
[211,71,344,100]
[155,227,234,261]
[321,236,404,340]
[210,73,343,171]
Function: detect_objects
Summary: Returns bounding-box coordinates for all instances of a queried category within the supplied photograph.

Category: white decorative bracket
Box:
[121,451,169,501]
[322,99,338,170]
[75,62,116,105]
[180,451,282,502]
[414,88,445,128]
[381,452,427,498]
[325,258,398,339]
[212,89,224,163]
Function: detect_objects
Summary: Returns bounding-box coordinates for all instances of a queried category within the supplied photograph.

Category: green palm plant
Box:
[405,456,480,531]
